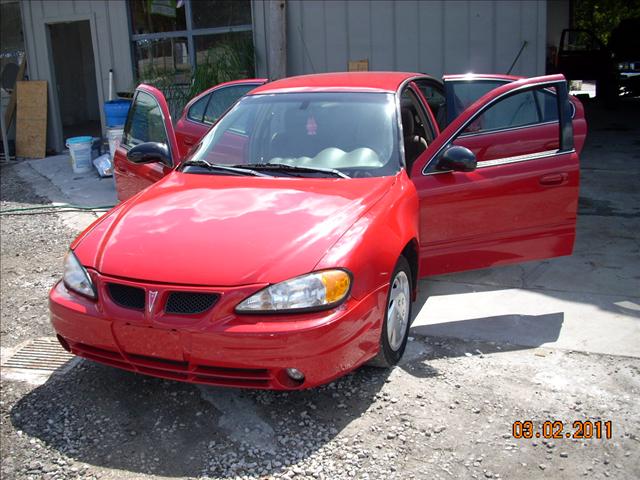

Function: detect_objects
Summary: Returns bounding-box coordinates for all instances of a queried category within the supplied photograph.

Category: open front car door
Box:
[113,84,179,202]
[411,74,581,276]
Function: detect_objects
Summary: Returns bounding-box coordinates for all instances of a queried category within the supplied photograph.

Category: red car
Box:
[50,72,586,389]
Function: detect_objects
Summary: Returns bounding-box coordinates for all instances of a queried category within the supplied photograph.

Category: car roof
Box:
[249,71,428,95]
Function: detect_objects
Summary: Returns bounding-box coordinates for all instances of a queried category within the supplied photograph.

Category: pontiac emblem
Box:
[148,290,158,314]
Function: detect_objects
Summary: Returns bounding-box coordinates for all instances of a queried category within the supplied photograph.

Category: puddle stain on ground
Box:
[198,386,276,454]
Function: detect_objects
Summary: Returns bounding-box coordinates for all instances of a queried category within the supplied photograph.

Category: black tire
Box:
[368,256,413,368]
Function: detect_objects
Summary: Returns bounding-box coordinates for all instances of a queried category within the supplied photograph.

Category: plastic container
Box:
[66,136,93,174]
[107,127,124,160]
[104,99,132,127]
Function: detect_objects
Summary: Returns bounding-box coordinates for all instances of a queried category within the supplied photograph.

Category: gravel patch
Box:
[1,340,638,480]
[1,163,77,348]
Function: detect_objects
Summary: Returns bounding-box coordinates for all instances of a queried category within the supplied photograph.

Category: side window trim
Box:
[457,118,559,139]
[423,80,574,175]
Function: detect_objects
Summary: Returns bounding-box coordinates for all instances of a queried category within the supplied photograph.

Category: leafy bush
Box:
[139,37,255,120]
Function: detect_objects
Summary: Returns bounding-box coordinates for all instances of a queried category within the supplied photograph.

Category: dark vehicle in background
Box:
[556,20,640,98]
[609,18,640,97]
[556,28,616,98]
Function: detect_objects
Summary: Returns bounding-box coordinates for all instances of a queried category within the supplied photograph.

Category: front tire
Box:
[368,256,412,368]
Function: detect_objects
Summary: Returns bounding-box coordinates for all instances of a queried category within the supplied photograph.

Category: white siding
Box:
[254,0,546,79]
[20,0,133,152]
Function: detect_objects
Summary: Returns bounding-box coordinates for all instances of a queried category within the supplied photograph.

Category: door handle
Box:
[539,173,568,186]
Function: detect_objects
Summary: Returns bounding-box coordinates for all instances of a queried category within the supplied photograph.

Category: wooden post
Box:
[267,0,287,80]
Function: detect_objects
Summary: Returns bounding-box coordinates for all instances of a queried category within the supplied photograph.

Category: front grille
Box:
[107,283,145,310]
[165,292,219,314]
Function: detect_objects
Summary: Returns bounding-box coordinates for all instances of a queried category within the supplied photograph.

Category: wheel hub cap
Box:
[387,271,410,351]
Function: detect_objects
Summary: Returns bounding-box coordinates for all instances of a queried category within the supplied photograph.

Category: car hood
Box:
[74,172,395,286]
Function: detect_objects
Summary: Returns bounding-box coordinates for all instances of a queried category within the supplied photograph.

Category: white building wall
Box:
[254,0,547,79]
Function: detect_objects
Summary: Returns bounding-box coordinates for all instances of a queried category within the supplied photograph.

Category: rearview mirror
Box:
[436,145,477,172]
[127,142,171,166]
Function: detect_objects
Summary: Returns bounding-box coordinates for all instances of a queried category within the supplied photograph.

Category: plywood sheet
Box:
[16,81,48,159]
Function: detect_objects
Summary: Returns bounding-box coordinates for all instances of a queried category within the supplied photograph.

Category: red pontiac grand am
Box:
[50,72,586,389]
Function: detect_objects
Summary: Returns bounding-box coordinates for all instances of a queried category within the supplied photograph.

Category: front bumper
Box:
[49,273,387,389]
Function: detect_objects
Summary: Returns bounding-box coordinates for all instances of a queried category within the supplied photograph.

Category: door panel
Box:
[411,74,579,276]
[113,84,179,202]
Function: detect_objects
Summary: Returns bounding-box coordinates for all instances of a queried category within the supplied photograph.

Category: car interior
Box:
[400,90,429,173]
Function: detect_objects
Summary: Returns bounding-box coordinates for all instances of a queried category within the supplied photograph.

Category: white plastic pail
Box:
[107,127,124,160]
[66,136,93,174]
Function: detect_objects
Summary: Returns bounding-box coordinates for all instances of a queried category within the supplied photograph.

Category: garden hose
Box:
[0,203,116,216]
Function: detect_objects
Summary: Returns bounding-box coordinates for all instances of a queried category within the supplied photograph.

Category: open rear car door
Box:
[113,85,179,202]
[411,74,581,276]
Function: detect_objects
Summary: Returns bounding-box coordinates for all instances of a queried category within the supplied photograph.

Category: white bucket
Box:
[107,127,124,161]
[66,136,93,174]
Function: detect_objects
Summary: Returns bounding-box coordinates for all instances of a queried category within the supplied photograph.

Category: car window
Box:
[462,90,539,134]
[400,88,430,171]
[448,80,505,123]
[414,81,447,131]
[424,84,565,174]
[535,90,559,122]
[122,91,169,148]
[192,92,399,178]
[203,84,257,124]
[187,93,210,123]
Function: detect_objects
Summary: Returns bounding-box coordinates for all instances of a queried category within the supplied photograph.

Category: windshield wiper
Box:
[237,163,350,179]
[182,159,269,177]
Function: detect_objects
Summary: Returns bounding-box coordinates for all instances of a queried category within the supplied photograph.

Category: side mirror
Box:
[127,142,171,166]
[437,145,477,172]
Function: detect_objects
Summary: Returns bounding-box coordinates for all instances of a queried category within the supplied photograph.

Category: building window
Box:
[0,1,25,77]
[190,0,252,29]
[128,0,254,115]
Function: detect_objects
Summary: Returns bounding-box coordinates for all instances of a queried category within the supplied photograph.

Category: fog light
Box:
[286,368,305,382]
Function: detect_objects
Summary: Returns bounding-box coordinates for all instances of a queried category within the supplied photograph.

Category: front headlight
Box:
[236,269,351,313]
[63,251,96,299]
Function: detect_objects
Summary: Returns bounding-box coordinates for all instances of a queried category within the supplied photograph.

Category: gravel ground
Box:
[0,164,77,348]
[1,148,639,479]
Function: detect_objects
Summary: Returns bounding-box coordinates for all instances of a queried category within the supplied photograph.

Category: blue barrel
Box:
[104,99,132,127]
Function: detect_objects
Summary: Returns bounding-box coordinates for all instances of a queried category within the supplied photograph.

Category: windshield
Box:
[188,92,400,178]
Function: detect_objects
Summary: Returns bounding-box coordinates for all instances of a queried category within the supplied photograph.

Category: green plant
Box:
[574,0,640,45]
[138,37,255,119]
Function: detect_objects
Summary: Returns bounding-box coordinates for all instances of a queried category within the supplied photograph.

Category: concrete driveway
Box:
[412,99,640,358]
